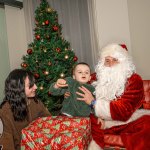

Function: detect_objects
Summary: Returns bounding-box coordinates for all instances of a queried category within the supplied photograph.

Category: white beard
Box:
[93,59,135,101]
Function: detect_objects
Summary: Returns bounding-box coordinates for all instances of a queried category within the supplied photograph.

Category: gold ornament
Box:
[46,35,50,39]
[42,22,45,26]
[46,7,53,13]
[65,48,68,51]
[40,86,44,90]
[21,62,28,68]
[43,47,47,53]
[60,73,65,78]
[44,71,49,75]
[65,55,69,59]
[43,49,47,53]
[48,61,52,66]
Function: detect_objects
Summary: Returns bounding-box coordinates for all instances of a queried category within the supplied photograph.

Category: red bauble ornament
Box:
[45,20,49,25]
[53,25,58,31]
[48,91,51,96]
[34,73,40,79]
[35,35,40,40]
[21,62,28,68]
[27,48,33,55]
[56,47,61,53]
[73,56,78,61]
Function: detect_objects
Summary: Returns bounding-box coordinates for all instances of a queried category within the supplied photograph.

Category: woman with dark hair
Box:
[0,69,50,150]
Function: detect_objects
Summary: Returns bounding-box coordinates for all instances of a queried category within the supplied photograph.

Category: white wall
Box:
[93,0,131,52]
[93,0,150,79]
[127,0,150,79]
[5,5,27,70]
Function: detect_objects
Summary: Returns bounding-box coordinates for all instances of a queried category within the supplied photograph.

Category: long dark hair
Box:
[0,69,36,121]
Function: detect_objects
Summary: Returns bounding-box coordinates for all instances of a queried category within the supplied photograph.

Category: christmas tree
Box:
[21,0,78,115]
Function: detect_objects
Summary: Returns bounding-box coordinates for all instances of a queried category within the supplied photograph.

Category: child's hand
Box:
[54,79,68,88]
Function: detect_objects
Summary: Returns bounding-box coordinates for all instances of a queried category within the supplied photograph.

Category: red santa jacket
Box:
[90,73,150,150]
[94,73,146,128]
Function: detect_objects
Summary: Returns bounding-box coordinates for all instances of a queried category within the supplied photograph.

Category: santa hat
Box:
[100,43,129,62]
[120,44,128,50]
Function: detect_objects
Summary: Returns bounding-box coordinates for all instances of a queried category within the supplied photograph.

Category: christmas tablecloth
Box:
[21,116,91,150]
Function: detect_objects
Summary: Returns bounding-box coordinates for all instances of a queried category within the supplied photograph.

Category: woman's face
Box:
[25,76,37,98]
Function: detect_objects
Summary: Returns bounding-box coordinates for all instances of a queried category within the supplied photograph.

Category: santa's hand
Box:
[97,117,105,129]
[54,79,68,88]
[76,86,94,105]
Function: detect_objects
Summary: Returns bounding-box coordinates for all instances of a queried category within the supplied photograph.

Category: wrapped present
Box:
[21,116,91,150]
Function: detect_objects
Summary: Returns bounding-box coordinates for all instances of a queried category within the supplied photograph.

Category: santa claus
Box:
[76,43,150,150]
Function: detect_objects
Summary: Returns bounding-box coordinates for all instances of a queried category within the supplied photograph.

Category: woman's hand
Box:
[76,86,95,105]
[64,91,71,98]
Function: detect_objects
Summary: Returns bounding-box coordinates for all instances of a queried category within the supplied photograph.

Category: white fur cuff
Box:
[95,100,112,120]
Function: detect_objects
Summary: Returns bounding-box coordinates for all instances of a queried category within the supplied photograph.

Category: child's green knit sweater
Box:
[49,77,95,117]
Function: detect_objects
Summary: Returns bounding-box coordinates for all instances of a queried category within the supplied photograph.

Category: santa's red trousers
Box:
[90,114,150,150]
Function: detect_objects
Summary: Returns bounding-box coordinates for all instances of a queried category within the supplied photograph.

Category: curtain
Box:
[87,0,99,69]
[23,0,35,44]
[23,0,99,72]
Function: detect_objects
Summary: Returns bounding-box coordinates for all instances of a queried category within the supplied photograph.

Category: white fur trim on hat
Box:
[100,43,128,62]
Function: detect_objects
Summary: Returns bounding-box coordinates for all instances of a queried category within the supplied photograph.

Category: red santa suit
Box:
[89,43,150,150]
